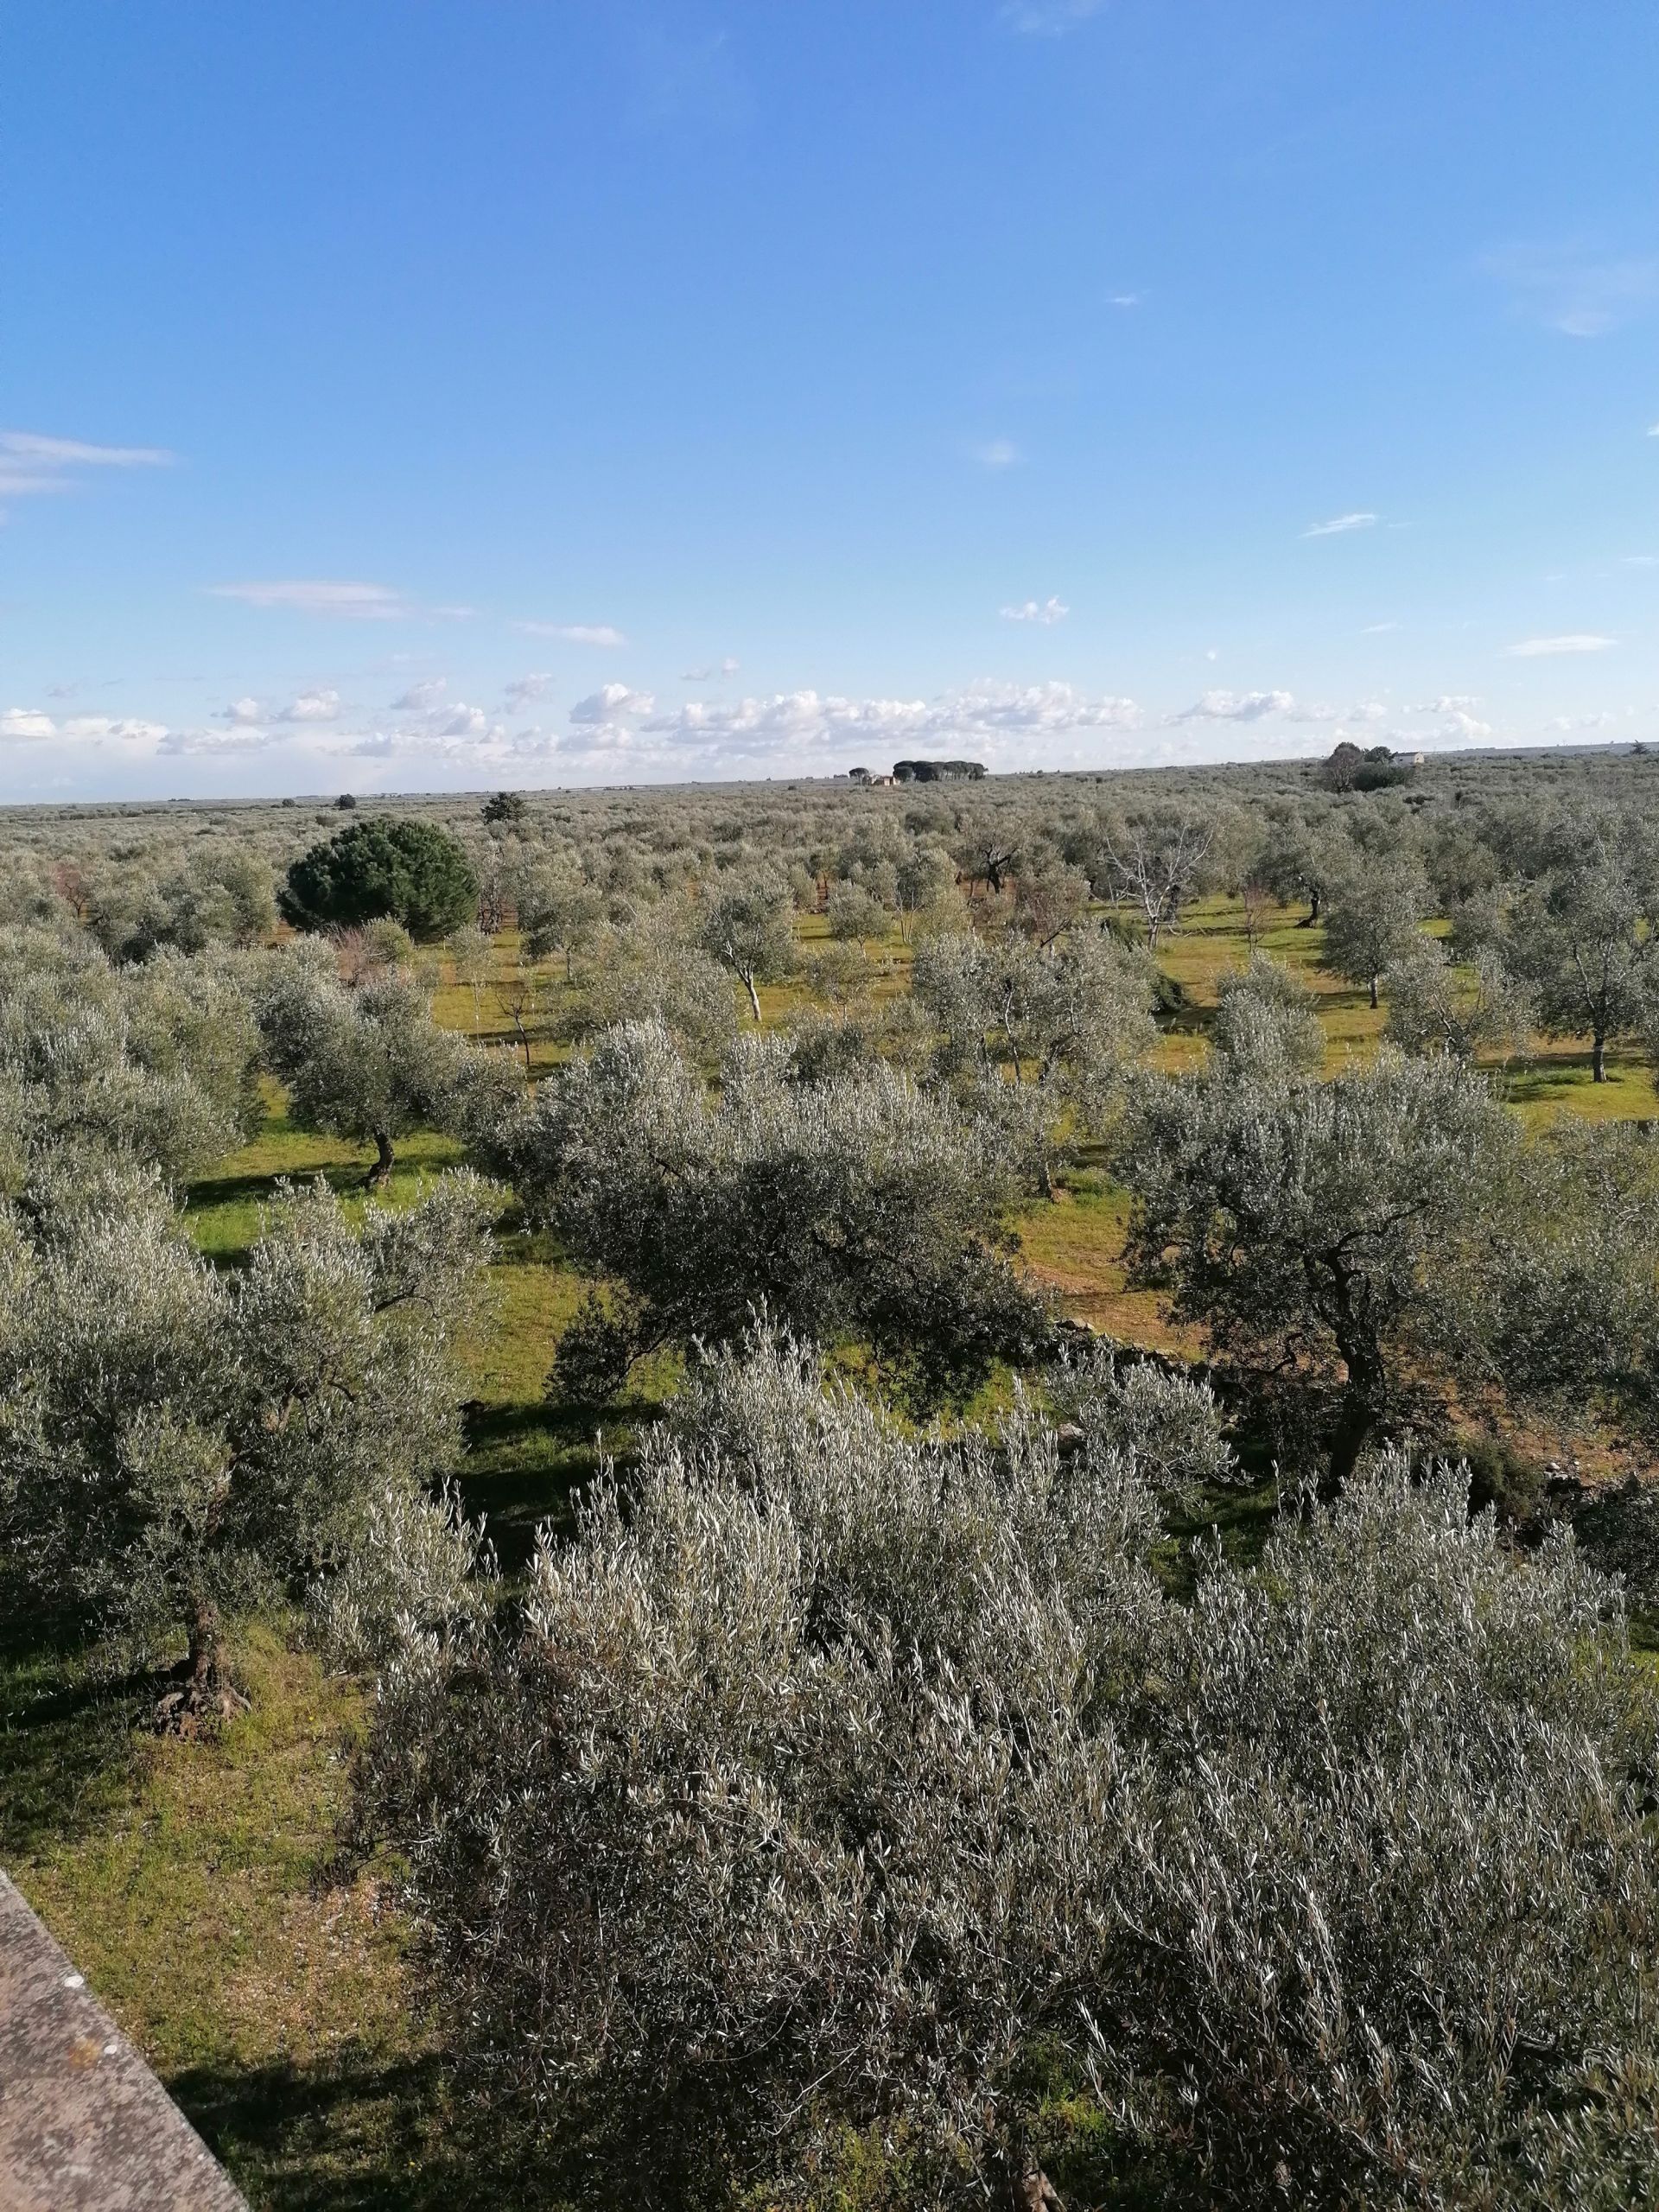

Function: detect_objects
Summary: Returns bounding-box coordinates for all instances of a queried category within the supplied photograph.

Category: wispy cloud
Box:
[1363,620,1401,633]
[683,657,741,680]
[1484,244,1659,337]
[1303,511,1377,538]
[1108,291,1141,308]
[0,429,174,520]
[999,595,1069,624]
[504,672,552,711]
[391,677,448,710]
[2,430,173,469]
[516,620,628,645]
[971,438,1021,469]
[208,580,410,620]
[1001,0,1105,34]
[1506,633,1617,657]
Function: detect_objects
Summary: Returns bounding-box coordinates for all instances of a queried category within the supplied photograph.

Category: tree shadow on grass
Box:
[173,2048,531,2212]
[0,1604,146,1859]
[458,1395,667,1569]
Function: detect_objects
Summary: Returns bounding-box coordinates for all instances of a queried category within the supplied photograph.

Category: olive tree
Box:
[1503,808,1659,1080]
[1209,956,1325,1077]
[0,1167,493,1718]
[912,926,1156,1193]
[1120,1051,1517,1484]
[1384,932,1531,1061]
[257,949,519,1185]
[697,868,797,1020]
[359,1331,1659,2211]
[494,1020,1050,1408]
[1320,854,1427,1007]
[0,928,262,1192]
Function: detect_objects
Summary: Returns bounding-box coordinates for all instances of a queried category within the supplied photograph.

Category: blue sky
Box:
[4,0,1656,798]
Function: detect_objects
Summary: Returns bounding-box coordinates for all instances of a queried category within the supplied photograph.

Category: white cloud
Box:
[1649,422,1659,436]
[1173,688,1296,722]
[1484,244,1659,337]
[222,696,262,726]
[1001,0,1105,33]
[1303,512,1377,538]
[1363,620,1401,633]
[504,671,552,710]
[208,580,409,620]
[1548,711,1619,733]
[278,688,344,723]
[571,683,656,725]
[971,438,1020,469]
[999,596,1069,624]
[636,679,1140,764]
[0,707,55,740]
[683,657,741,680]
[1506,633,1617,657]
[1108,292,1141,308]
[516,620,627,645]
[434,702,490,737]
[391,676,448,710]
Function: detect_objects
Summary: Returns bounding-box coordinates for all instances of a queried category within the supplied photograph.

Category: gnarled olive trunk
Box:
[369,1128,396,1186]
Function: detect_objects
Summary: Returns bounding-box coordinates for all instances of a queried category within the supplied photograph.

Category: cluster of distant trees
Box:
[6,749,1659,2202]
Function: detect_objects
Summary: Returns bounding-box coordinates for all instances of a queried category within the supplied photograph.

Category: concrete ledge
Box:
[0,1872,246,2211]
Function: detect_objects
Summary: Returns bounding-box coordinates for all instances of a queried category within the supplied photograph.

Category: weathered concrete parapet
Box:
[0,1872,246,2211]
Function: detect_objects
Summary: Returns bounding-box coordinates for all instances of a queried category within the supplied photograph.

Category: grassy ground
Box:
[9,893,1655,2208]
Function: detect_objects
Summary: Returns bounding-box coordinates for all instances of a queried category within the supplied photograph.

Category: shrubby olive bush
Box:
[0,926,262,1191]
[280,813,479,940]
[1210,956,1325,1077]
[257,945,520,1184]
[494,1019,1050,1407]
[0,1166,493,1713]
[359,1332,1659,2212]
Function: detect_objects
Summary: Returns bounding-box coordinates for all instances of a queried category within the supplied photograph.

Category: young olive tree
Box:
[1383,932,1531,1061]
[697,868,797,1020]
[0,1168,493,1718]
[494,1019,1051,1408]
[257,949,519,1185]
[1320,854,1428,1007]
[359,1331,1659,2212]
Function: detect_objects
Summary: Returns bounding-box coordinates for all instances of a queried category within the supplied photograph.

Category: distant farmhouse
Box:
[849,759,986,785]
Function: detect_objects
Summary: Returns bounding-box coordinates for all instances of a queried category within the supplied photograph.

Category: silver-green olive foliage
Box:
[360,1330,1659,2211]
[1121,1051,1519,1484]
[1501,805,1659,1081]
[0,925,262,1193]
[0,1168,494,1694]
[257,947,521,1184]
[497,1018,1051,1408]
